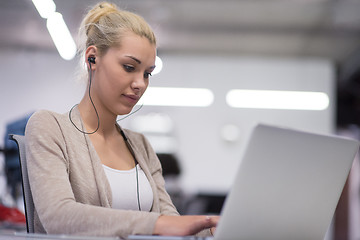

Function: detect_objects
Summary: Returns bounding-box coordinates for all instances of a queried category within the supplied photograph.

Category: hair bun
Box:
[84,2,118,35]
[98,2,118,13]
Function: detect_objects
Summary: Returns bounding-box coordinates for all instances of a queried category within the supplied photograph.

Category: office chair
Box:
[9,134,34,233]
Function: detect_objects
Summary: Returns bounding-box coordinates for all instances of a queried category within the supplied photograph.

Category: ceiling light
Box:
[226,89,329,110]
[140,87,214,107]
[46,12,77,60]
[152,56,163,75]
[32,0,56,19]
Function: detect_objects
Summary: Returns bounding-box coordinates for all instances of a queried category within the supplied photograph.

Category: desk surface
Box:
[0,231,120,240]
[0,231,210,240]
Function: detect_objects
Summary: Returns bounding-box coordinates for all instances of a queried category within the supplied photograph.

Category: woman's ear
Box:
[85,46,98,70]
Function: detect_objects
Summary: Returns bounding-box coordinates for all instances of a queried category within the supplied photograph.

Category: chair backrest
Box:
[9,134,34,233]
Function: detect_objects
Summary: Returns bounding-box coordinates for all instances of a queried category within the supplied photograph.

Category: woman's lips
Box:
[123,94,140,103]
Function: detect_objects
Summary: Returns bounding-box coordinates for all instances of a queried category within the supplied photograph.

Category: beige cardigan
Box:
[25,107,180,238]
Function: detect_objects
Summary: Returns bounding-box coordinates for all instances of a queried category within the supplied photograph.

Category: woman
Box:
[25,1,218,238]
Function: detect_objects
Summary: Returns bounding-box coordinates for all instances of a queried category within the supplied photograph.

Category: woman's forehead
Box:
[108,35,156,61]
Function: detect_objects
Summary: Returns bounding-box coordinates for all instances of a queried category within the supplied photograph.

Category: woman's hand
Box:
[153,215,219,236]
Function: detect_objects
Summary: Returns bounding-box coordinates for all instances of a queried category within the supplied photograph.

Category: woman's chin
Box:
[117,108,133,116]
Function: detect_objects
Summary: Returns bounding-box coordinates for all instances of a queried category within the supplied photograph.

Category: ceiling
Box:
[1,0,360,124]
[1,0,360,61]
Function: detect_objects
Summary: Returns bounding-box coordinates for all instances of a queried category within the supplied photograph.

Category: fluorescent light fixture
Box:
[152,56,163,75]
[32,0,56,19]
[46,12,77,60]
[140,87,214,107]
[226,89,329,110]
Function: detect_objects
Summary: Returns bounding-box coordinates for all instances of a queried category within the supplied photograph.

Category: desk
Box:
[0,232,213,240]
[0,231,121,240]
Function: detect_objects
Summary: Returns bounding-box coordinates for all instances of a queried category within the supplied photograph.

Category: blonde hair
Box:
[76,2,156,81]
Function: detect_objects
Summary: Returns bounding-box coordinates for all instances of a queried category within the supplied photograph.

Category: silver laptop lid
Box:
[215,124,359,240]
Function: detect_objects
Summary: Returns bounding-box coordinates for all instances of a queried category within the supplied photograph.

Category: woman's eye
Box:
[144,72,152,79]
[123,65,135,72]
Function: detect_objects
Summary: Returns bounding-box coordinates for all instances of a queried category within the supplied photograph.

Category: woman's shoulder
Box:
[26,109,69,133]
[28,109,67,124]
[29,109,66,120]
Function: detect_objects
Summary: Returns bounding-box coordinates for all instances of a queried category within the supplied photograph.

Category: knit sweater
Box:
[25,107,180,238]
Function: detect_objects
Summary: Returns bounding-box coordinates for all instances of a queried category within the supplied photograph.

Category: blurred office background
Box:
[1,0,360,239]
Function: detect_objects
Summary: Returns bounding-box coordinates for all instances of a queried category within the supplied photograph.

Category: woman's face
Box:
[90,32,156,116]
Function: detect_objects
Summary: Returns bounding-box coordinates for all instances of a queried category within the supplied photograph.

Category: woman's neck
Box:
[78,97,118,138]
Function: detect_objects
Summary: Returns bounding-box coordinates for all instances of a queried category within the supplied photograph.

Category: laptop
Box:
[128,124,360,240]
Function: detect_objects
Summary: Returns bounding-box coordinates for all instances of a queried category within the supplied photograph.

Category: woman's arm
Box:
[141,136,180,216]
[153,215,219,236]
[134,133,218,236]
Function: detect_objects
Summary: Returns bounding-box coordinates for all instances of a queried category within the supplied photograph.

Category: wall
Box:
[0,49,335,195]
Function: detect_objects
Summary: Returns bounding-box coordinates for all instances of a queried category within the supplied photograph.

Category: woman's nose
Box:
[131,73,147,92]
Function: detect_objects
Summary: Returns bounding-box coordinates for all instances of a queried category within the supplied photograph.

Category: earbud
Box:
[88,56,96,64]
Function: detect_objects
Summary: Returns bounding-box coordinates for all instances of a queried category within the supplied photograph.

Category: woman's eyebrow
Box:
[125,55,156,69]
[125,55,141,64]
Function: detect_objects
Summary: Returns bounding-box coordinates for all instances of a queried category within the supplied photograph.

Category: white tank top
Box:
[102,164,153,211]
